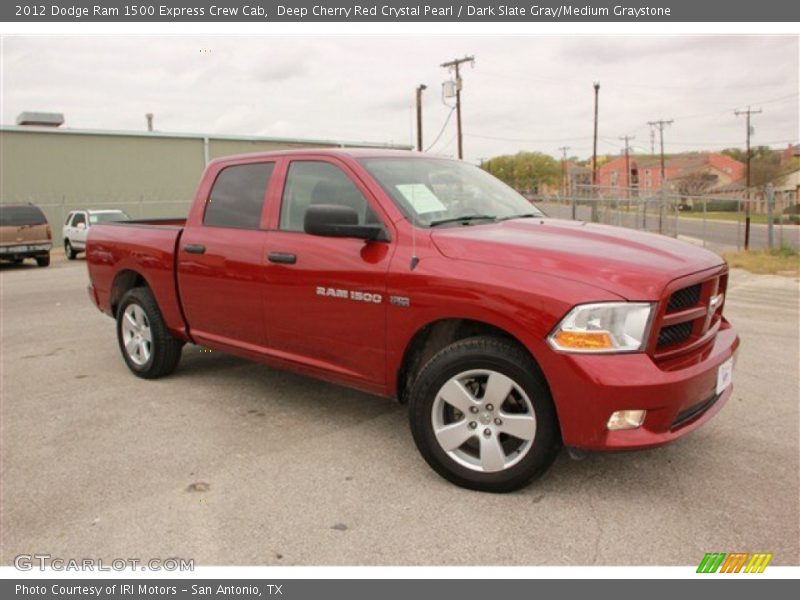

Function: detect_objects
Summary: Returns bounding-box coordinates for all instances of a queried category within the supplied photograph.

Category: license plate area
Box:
[716,357,734,395]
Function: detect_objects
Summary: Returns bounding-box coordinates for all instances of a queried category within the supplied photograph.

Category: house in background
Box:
[595,152,745,196]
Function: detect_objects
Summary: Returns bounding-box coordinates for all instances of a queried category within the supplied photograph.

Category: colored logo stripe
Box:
[697,552,773,573]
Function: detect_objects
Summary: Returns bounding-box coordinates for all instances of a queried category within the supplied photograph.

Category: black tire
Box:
[409,336,560,493]
[65,240,77,260]
[116,286,183,379]
[35,254,50,267]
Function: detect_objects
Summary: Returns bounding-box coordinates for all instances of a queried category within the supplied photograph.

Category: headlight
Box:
[548,302,655,353]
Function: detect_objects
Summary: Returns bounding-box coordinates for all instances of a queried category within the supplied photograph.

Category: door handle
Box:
[184,244,206,254]
[268,252,297,265]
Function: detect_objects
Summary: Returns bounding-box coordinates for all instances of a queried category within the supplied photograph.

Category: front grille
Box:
[667,284,701,312]
[657,322,693,347]
[671,392,720,430]
[653,272,727,357]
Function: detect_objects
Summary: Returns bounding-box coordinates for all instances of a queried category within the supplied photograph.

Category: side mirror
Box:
[304,205,388,241]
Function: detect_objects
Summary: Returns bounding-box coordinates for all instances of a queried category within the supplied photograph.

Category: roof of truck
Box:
[211,147,451,164]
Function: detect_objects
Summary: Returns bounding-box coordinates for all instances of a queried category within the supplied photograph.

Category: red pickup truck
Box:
[86,149,739,492]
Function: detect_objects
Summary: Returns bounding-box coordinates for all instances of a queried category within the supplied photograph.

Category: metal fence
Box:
[531,186,799,253]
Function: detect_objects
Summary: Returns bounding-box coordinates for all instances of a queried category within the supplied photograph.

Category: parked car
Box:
[0,203,52,267]
[63,209,129,259]
[86,149,739,492]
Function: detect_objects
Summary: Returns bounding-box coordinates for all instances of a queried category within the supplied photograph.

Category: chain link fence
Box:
[530,185,799,253]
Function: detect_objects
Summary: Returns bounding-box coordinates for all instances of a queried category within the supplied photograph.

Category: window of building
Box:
[204,163,274,229]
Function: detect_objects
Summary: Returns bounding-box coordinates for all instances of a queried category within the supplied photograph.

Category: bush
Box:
[703,199,740,212]
[782,203,800,215]
[772,214,800,225]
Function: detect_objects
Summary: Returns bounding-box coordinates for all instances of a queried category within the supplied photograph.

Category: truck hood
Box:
[430,218,724,300]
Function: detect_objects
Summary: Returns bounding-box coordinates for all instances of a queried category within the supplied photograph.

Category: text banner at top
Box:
[4,0,800,22]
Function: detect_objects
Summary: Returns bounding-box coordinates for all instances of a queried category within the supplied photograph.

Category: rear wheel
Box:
[35,254,50,267]
[65,240,77,260]
[409,336,560,492]
[116,287,183,379]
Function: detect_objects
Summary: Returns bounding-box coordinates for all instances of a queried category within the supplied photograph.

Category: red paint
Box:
[86,149,740,450]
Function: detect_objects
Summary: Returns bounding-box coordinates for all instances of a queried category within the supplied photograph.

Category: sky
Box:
[2,35,798,163]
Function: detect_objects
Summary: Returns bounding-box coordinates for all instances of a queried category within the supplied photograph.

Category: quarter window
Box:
[280,161,376,232]
[204,163,275,229]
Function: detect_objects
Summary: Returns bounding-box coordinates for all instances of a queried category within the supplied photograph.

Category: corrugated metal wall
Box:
[0,128,392,227]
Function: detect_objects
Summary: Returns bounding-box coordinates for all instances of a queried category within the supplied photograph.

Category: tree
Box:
[482,151,561,193]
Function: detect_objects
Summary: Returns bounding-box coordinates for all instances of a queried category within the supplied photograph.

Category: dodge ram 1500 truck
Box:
[86,149,739,492]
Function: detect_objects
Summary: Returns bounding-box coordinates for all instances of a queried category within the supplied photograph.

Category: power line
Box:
[424,107,456,152]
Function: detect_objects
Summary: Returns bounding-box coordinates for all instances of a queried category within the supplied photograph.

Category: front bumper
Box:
[549,320,739,451]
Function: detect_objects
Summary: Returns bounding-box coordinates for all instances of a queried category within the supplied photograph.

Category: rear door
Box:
[177,161,276,350]
[263,158,394,387]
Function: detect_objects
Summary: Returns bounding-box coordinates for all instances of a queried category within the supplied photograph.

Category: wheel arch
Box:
[395,317,550,405]
[109,269,150,317]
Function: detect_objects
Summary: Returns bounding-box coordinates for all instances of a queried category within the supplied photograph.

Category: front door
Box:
[264,159,394,387]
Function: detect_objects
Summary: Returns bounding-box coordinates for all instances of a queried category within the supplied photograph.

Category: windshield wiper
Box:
[429,215,497,227]
[497,213,540,222]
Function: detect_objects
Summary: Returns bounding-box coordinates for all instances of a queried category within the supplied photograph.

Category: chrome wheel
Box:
[431,369,537,473]
[121,304,152,366]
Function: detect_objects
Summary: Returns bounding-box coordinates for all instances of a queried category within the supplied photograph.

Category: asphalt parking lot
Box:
[1,253,798,566]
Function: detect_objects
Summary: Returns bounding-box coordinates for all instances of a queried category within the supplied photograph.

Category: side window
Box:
[72,213,86,227]
[204,163,275,229]
[280,161,376,232]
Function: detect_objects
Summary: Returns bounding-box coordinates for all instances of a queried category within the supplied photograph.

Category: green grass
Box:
[679,211,766,224]
[723,246,800,276]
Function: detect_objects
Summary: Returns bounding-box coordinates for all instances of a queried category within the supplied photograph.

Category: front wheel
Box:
[409,337,560,492]
[65,240,77,260]
[116,287,183,379]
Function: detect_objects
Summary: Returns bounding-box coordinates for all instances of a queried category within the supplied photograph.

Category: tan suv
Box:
[0,204,52,267]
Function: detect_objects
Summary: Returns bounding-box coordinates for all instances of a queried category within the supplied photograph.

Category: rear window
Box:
[204,163,275,229]
[0,205,48,227]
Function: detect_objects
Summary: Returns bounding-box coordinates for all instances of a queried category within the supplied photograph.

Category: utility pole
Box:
[648,120,673,187]
[649,127,655,154]
[558,146,570,197]
[591,82,600,186]
[648,119,673,234]
[441,55,475,160]
[591,82,600,222]
[415,84,427,152]
[619,135,635,193]
[735,106,762,250]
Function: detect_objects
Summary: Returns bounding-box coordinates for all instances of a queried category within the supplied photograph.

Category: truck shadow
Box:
[171,343,719,502]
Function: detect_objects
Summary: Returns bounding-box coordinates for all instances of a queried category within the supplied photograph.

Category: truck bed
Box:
[86,220,189,339]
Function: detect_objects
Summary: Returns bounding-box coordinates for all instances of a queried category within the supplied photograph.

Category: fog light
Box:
[607,410,646,430]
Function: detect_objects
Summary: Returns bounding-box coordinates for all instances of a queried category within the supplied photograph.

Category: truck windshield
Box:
[359,157,543,227]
